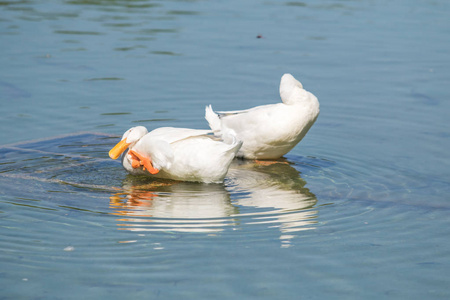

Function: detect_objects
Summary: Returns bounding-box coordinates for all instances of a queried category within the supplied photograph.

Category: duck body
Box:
[205,73,320,159]
[110,126,242,183]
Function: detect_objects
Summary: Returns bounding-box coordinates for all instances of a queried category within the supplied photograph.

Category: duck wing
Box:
[148,127,213,144]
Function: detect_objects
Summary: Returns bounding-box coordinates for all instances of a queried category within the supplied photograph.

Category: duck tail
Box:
[205,105,222,135]
[227,134,243,155]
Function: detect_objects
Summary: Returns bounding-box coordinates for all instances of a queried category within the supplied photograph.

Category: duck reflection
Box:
[110,158,318,241]
[110,179,237,233]
[227,159,318,244]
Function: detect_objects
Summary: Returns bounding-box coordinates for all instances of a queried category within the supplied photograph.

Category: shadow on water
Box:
[109,159,318,243]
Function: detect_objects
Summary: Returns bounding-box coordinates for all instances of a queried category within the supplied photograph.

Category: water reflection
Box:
[228,160,318,245]
[110,179,237,233]
[110,159,318,243]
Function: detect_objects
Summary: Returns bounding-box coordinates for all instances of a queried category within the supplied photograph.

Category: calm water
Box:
[1,0,450,299]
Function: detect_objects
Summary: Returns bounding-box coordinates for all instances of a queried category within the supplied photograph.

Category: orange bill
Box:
[109,139,130,160]
[128,150,159,175]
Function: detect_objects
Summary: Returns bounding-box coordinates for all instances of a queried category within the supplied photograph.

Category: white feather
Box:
[116,126,242,183]
[205,73,319,159]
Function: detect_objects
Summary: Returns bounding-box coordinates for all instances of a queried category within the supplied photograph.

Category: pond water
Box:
[1,0,450,299]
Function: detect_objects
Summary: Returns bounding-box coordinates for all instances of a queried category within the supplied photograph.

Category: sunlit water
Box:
[1,0,450,299]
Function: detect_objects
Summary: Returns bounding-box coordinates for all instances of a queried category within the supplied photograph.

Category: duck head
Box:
[109,126,148,160]
[279,73,307,105]
[109,126,160,175]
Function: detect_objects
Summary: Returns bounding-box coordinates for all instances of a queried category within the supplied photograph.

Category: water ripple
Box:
[108,159,318,240]
[0,133,320,248]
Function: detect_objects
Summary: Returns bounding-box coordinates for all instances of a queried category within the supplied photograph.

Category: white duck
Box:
[205,73,319,159]
[109,126,242,183]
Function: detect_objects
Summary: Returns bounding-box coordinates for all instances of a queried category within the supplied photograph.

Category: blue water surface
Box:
[1,0,450,299]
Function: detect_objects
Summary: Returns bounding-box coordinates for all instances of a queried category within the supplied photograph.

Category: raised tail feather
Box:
[205,105,222,134]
